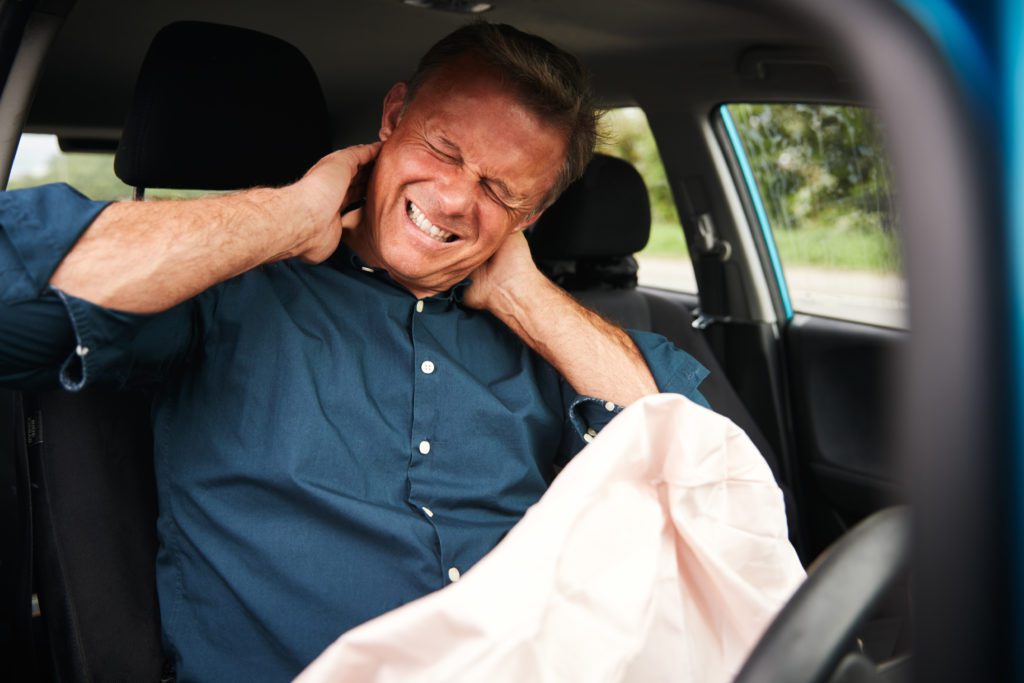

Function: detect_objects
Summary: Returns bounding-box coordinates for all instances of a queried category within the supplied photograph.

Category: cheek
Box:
[375,146,434,195]
[476,204,518,243]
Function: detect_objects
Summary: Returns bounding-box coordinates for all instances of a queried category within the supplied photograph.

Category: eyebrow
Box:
[436,135,528,207]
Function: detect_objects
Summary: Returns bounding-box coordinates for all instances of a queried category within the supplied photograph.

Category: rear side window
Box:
[8,133,216,200]
[597,108,695,293]
[722,104,905,328]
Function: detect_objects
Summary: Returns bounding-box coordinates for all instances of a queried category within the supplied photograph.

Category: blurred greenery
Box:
[7,148,218,200]
[8,151,134,199]
[727,103,901,273]
[597,105,901,273]
[597,108,689,259]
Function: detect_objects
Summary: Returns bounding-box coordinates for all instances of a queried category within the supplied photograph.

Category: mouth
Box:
[406,200,460,244]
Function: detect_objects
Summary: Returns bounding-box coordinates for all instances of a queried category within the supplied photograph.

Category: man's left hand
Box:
[463,231,546,312]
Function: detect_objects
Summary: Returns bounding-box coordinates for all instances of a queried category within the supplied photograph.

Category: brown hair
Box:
[406,21,599,213]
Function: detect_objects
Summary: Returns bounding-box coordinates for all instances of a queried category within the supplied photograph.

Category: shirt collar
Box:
[328,243,472,303]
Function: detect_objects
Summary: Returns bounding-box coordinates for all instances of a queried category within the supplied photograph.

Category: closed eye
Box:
[481,180,531,219]
[427,141,460,165]
[481,181,509,208]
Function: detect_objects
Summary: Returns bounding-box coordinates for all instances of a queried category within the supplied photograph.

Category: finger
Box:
[341,141,381,170]
[304,142,380,180]
[340,205,364,231]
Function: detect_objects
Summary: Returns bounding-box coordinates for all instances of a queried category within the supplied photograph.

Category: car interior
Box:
[0,0,1010,681]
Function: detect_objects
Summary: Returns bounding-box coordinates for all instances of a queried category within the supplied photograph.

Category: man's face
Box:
[350,56,568,298]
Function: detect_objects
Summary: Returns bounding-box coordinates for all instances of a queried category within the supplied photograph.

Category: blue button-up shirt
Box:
[0,184,709,682]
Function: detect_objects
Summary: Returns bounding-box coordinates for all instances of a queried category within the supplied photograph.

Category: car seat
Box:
[528,154,797,531]
[8,21,331,681]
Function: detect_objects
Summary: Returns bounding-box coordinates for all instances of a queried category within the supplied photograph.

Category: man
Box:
[0,23,708,680]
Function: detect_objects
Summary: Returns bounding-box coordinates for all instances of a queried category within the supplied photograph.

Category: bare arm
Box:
[50,143,380,314]
[465,231,658,406]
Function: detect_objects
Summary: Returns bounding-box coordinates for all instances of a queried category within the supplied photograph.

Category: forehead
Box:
[403,58,567,198]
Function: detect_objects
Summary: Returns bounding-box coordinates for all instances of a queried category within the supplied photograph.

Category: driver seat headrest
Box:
[114,21,331,191]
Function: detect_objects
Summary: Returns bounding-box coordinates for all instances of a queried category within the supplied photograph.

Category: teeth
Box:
[407,201,453,243]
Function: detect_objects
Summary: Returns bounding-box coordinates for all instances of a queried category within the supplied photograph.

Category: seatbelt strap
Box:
[680,176,731,365]
[0,390,35,679]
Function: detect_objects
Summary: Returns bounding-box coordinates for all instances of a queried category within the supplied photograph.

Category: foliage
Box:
[596,108,689,258]
[8,150,218,200]
[597,108,682,228]
[8,151,134,200]
[728,103,901,272]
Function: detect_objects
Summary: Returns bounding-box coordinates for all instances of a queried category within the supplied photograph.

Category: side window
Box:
[722,104,906,328]
[8,133,217,200]
[597,108,696,293]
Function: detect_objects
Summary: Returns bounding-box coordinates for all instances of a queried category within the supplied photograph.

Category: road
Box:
[636,256,907,329]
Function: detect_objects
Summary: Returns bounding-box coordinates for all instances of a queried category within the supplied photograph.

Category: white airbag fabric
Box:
[296,393,805,682]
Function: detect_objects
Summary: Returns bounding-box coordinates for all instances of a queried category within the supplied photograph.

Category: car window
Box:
[721,104,906,328]
[597,108,696,293]
[7,133,217,200]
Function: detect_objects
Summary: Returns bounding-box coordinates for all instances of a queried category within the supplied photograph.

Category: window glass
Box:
[597,108,696,293]
[8,133,217,200]
[724,104,906,328]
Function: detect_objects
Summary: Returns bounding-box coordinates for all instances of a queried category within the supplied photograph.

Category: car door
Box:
[718,102,907,561]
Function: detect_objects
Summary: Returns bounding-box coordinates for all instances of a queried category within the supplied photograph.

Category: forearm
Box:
[50,187,308,314]
[490,274,658,406]
[48,143,380,314]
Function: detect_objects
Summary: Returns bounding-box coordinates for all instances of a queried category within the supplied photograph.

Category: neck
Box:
[340,229,446,300]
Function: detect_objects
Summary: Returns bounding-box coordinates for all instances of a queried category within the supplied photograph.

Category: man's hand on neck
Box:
[465,232,659,407]
[50,143,380,314]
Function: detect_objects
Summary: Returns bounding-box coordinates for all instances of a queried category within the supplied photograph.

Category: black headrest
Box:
[115,21,331,190]
[529,154,651,259]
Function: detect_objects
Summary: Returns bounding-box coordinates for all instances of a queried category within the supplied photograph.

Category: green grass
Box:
[773,224,901,272]
[641,222,690,258]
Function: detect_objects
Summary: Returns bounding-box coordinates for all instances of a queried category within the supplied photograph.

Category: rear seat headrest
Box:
[529,153,651,260]
[115,21,331,191]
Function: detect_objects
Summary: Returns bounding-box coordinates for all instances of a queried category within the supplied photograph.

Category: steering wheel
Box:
[733,506,911,683]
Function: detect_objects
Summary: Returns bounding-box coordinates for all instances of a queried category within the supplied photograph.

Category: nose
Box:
[433,165,477,223]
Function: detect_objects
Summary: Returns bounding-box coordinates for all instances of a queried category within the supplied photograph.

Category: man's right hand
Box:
[288,142,381,264]
[50,142,382,314]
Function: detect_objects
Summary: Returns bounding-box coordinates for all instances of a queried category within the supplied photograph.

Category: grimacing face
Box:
[344,55,568,299]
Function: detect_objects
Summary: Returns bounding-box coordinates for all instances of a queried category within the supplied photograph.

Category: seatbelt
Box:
[0,390,35,680]
[680,176,732,366]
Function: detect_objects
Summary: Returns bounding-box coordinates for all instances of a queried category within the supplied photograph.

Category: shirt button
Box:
[420,360,435,374]
[605,401,616,412]
[360,266,374,273]
[448,567,461,582]
[75,345,90,357]
[421,506,434,518]
[418,440,431,455]
[415,300,424,313]
[583,433,594,443]
[586,427,597,437]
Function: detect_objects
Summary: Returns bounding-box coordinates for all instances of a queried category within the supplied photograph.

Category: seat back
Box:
[25,21,331,681]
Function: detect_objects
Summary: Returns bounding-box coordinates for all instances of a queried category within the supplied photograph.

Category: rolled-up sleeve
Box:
[558,329,709,462]
[0,183,197,391]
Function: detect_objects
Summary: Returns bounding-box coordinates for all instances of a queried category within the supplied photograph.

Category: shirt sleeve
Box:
[556,329,710,463]
[0,183,199,391]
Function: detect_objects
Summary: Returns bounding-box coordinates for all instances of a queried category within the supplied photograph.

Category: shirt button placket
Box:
[410,295,449,585]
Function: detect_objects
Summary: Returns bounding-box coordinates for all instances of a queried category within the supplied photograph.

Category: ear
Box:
[379,82,409,142]
[513,208,546,233]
